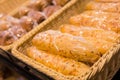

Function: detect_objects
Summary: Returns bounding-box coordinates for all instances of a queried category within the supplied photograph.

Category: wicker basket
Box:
[0,0,73,51]
[12,0,120,80]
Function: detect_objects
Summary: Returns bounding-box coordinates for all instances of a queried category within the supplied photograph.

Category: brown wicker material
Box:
[12,0,120,80]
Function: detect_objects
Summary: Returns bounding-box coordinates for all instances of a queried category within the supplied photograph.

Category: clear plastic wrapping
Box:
[26,46,90,76]
[32,30,100,64]
[0,0,69,46]
[59,24,119,42]
[0,20,11,31]
[43,5,61,18]
[52,0,70,6]
[85,1,120,13]
[0,26,26,46]
[69,11,120,33]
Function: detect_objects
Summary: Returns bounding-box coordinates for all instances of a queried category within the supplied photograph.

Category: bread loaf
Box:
[69,11,120,33]
[26,46,90,76]
[85,1,120,13]
[94,0,120,2]
[32,30,100,64]
[59,24,119,42]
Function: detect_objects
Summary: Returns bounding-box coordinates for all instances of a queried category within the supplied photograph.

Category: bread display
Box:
[59,24,119,42]
[69,11,120,33]
[0,0,69,46]
[32,30,100,64]
[85,1,120,13]
[26,46,90,76]
[20,0,120,79]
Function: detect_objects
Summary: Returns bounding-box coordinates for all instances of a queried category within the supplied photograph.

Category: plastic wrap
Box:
[0,20,11,31]
[43,5,61,18]
[0,26,26,46]
[18,6,31,17]
[85,1,120,13]
[69,11,120,33]
[32,30,100,64]
[0,0,70,47]
[52,0,70,6]
[59,24,119,42]
[19,16,36,32]
[27,10,46,23]
[26,46,90,76]
[4,16,20,26]
[0,31,16,46]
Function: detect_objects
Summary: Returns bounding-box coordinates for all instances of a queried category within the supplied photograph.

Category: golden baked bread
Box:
[94,0,120,2]
[85,1,120,13]
[32,30,100,64]
[26,46,90,76]
[69,11,120,33]
[59,24,119,42]
[84,37,114,55]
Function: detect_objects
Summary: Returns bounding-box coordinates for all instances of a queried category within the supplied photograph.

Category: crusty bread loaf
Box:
[59,24,119,42]
[60,25,115,55]
[69,11,120,33]
[26,46,90,76]
[94,0,120,2]
[85,1,120,13]
[32,30,100,64]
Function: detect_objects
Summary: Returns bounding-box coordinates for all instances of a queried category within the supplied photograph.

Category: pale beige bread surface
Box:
[32,30,101,64]
[59,24,119,42]
[69,11,120,33]
[85,1,120,13]
[26,46,90,76]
